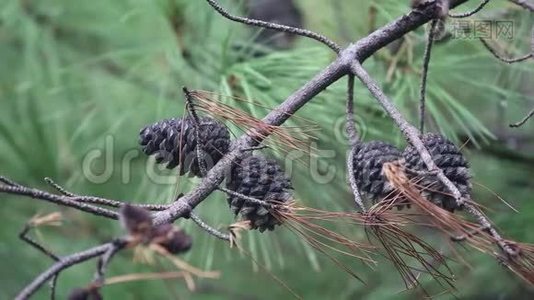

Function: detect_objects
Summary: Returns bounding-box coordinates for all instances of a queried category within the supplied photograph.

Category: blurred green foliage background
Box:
[1,0,533,299]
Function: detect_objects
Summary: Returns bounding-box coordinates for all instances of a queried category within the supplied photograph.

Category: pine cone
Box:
[226,155,293,232]
[139,117,230,177]
[403,133,471,212]
[352,141,403,204]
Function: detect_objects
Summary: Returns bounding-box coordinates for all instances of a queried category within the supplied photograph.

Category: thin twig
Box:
[45,177,169,211]
[94,239,128,285]
[204,0,341,53]
[49,276,58,300]
[19,224,60,300]
[448,0,491,18]
[240,145,268,152]
[183,87,209,177]
[19,225,60,262]
[189,212,231,241]
[217,187,273,208]
[183,87,201,124]
[479,38,533,64]
[509,108,534,128]
[0,176,21,187]
[345,75,359,146]
[15,242,113,300]
[44,177,76,197]
[419,19,438,134]
[0,182,119,220]
[69,196,168,211]
[345,74,366,212]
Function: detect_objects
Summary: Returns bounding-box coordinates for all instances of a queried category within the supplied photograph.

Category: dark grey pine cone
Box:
[139,117,230,177]
[403,133,471,212]
[226,155,293,232]
[352,141,404,205]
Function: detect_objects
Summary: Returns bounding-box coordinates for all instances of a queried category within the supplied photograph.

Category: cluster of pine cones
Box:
[139,115,293,232]
[139,113,469,231]
[352,133,471,212]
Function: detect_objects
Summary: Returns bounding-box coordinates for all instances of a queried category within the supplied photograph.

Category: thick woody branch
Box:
[353,0,469,61]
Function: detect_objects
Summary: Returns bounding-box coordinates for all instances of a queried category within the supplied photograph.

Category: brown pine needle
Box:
[380,161,534,287]
[282,219,367,283]
[188,90,318,157]
[473,181,518,213]
[363,209,455,291]
[29,212,63,227]
[105,271,188,285]
[228,220,251,248]
[235,243,303,300]
[150,244,221,279]
[231,198,379,280]
[194,90,318,125]
[497,242,534,285]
